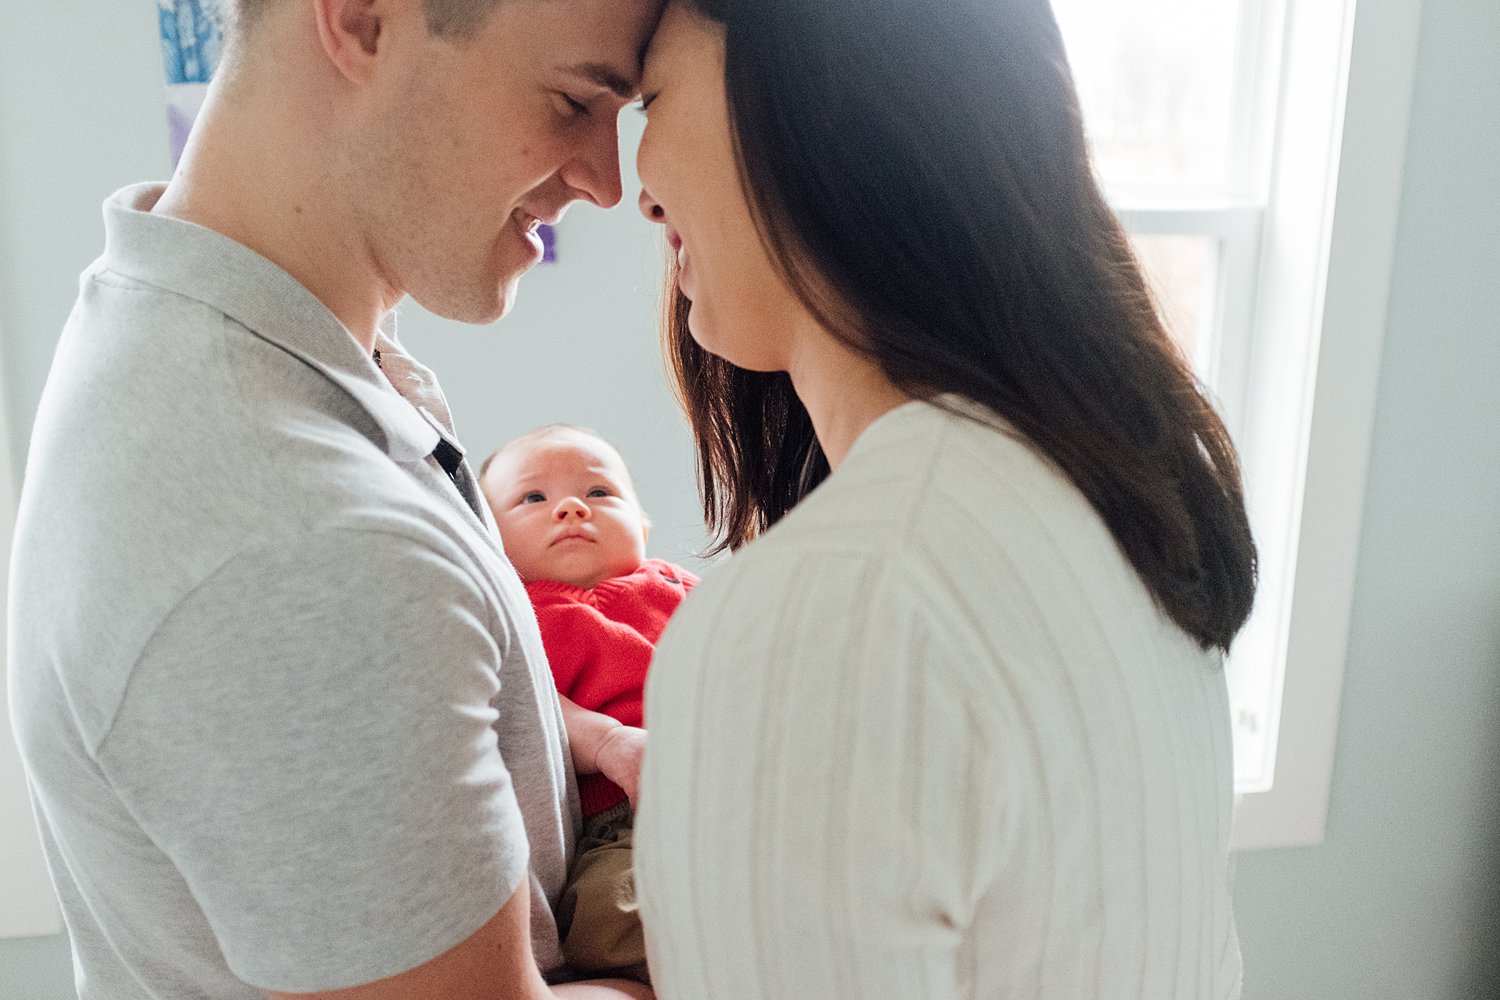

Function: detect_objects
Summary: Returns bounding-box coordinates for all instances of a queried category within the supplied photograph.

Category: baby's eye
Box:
[521,491,546,504]
[587,488,613,499]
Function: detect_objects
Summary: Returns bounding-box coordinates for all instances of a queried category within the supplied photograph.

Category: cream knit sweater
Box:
[636,398,1241,1000]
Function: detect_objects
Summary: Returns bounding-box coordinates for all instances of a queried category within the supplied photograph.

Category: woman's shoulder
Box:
[758,396,1108,564]
[687,396,1169,652]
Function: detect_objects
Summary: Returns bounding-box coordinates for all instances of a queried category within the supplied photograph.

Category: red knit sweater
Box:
[525,558,698,816]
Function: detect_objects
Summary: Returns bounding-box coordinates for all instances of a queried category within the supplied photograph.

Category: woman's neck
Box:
[786,333,914,470]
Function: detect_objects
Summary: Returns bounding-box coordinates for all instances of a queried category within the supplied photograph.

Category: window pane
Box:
[1050,0,1247,195]
[1129,234,1219,373]
[1226,646,1276,792]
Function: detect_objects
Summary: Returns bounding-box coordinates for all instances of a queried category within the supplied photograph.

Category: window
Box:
[1052,0,1424,847]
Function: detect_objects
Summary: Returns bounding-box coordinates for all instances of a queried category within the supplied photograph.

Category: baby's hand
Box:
[596,725,647,808]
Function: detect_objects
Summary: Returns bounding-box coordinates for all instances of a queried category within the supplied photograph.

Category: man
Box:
[7,0,661,996]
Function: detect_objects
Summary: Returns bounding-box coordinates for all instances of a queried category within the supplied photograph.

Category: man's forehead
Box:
[544,0,666,94]
[558,61,640,99]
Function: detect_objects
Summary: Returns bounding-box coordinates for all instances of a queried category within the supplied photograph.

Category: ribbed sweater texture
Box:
[636,399,1242,1000]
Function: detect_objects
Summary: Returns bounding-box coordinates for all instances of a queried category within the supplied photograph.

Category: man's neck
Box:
[152,82,396,353]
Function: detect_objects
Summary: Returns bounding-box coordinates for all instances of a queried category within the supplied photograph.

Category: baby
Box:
[480,424,698,984]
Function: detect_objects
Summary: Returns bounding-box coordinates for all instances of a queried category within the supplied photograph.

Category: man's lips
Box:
[514,207,567,234]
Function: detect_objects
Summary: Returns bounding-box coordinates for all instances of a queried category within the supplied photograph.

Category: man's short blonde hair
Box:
[231,0,504,40]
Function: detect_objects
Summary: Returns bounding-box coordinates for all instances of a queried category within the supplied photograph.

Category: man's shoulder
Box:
[12,280,512,753]
[32,261,451,538]
[167,521,500,629]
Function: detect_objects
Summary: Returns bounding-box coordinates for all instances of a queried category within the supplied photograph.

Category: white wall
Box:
[0,5,172,997]
[1228,0,1500,996]
[2,0,1497,998]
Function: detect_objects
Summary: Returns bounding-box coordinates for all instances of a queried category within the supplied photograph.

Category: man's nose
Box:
[554,497,590,520]
[564,123,625,209]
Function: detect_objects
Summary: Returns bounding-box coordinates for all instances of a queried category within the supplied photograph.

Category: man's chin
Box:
[478,271,526,325]
[417,275,522,326]
[492,276,523,322]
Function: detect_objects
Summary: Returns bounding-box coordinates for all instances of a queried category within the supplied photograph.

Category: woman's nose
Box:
[638,188,666,224]
[554,497,590,520]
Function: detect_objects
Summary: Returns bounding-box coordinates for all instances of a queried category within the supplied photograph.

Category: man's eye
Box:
[561,94,590,117]
[636,93,658,116]
[521,492,546,504]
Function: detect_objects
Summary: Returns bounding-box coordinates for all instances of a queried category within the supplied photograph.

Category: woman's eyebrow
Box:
[561,61,639,100]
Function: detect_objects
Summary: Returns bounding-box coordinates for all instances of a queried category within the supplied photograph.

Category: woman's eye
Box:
[587,488,613,499]
[561,94,590,117]
[636,93,658,116]
[521,492,546,504]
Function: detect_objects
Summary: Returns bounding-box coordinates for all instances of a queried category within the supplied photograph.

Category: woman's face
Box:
[635,3,806,371]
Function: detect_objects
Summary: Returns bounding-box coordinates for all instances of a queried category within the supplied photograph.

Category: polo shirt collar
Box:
[99,183,439,465]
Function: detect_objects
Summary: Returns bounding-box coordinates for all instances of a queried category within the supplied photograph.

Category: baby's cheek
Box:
[514,543,548,580]
[496,532,534,577]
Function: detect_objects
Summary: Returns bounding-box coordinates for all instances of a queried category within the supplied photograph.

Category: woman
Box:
[631,1,1256,997]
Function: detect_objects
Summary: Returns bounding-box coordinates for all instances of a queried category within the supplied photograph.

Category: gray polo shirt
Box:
[7,184,577,996]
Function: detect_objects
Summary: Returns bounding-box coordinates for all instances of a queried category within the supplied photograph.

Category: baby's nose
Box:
[554,497,590,520]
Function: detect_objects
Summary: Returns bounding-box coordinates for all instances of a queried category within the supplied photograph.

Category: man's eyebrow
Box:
[562,61,639,100]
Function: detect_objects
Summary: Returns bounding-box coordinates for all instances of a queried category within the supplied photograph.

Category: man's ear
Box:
[311,0,388,84]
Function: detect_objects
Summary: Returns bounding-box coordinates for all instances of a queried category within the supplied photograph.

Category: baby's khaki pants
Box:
[557,801,649,984]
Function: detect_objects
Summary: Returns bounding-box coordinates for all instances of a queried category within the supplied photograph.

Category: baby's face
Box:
[482,430,649,589]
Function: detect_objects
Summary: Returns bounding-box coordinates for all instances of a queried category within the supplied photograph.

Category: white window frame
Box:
[1114,0,1424,849]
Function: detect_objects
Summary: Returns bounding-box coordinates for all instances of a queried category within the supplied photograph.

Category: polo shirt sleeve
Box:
[95,527,530,994]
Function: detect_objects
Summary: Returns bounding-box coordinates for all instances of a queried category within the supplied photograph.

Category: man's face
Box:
[348,0,664,323]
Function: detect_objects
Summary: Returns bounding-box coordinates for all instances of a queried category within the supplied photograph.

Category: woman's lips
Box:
[663,227,691,297]
[667,230,689,275]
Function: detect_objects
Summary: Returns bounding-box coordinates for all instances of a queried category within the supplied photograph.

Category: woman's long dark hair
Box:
[668,0,1257,652]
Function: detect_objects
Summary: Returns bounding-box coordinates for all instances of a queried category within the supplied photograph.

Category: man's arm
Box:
[266,880,652,1000]
[265,880,547,1000]
[99,526,584,994]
